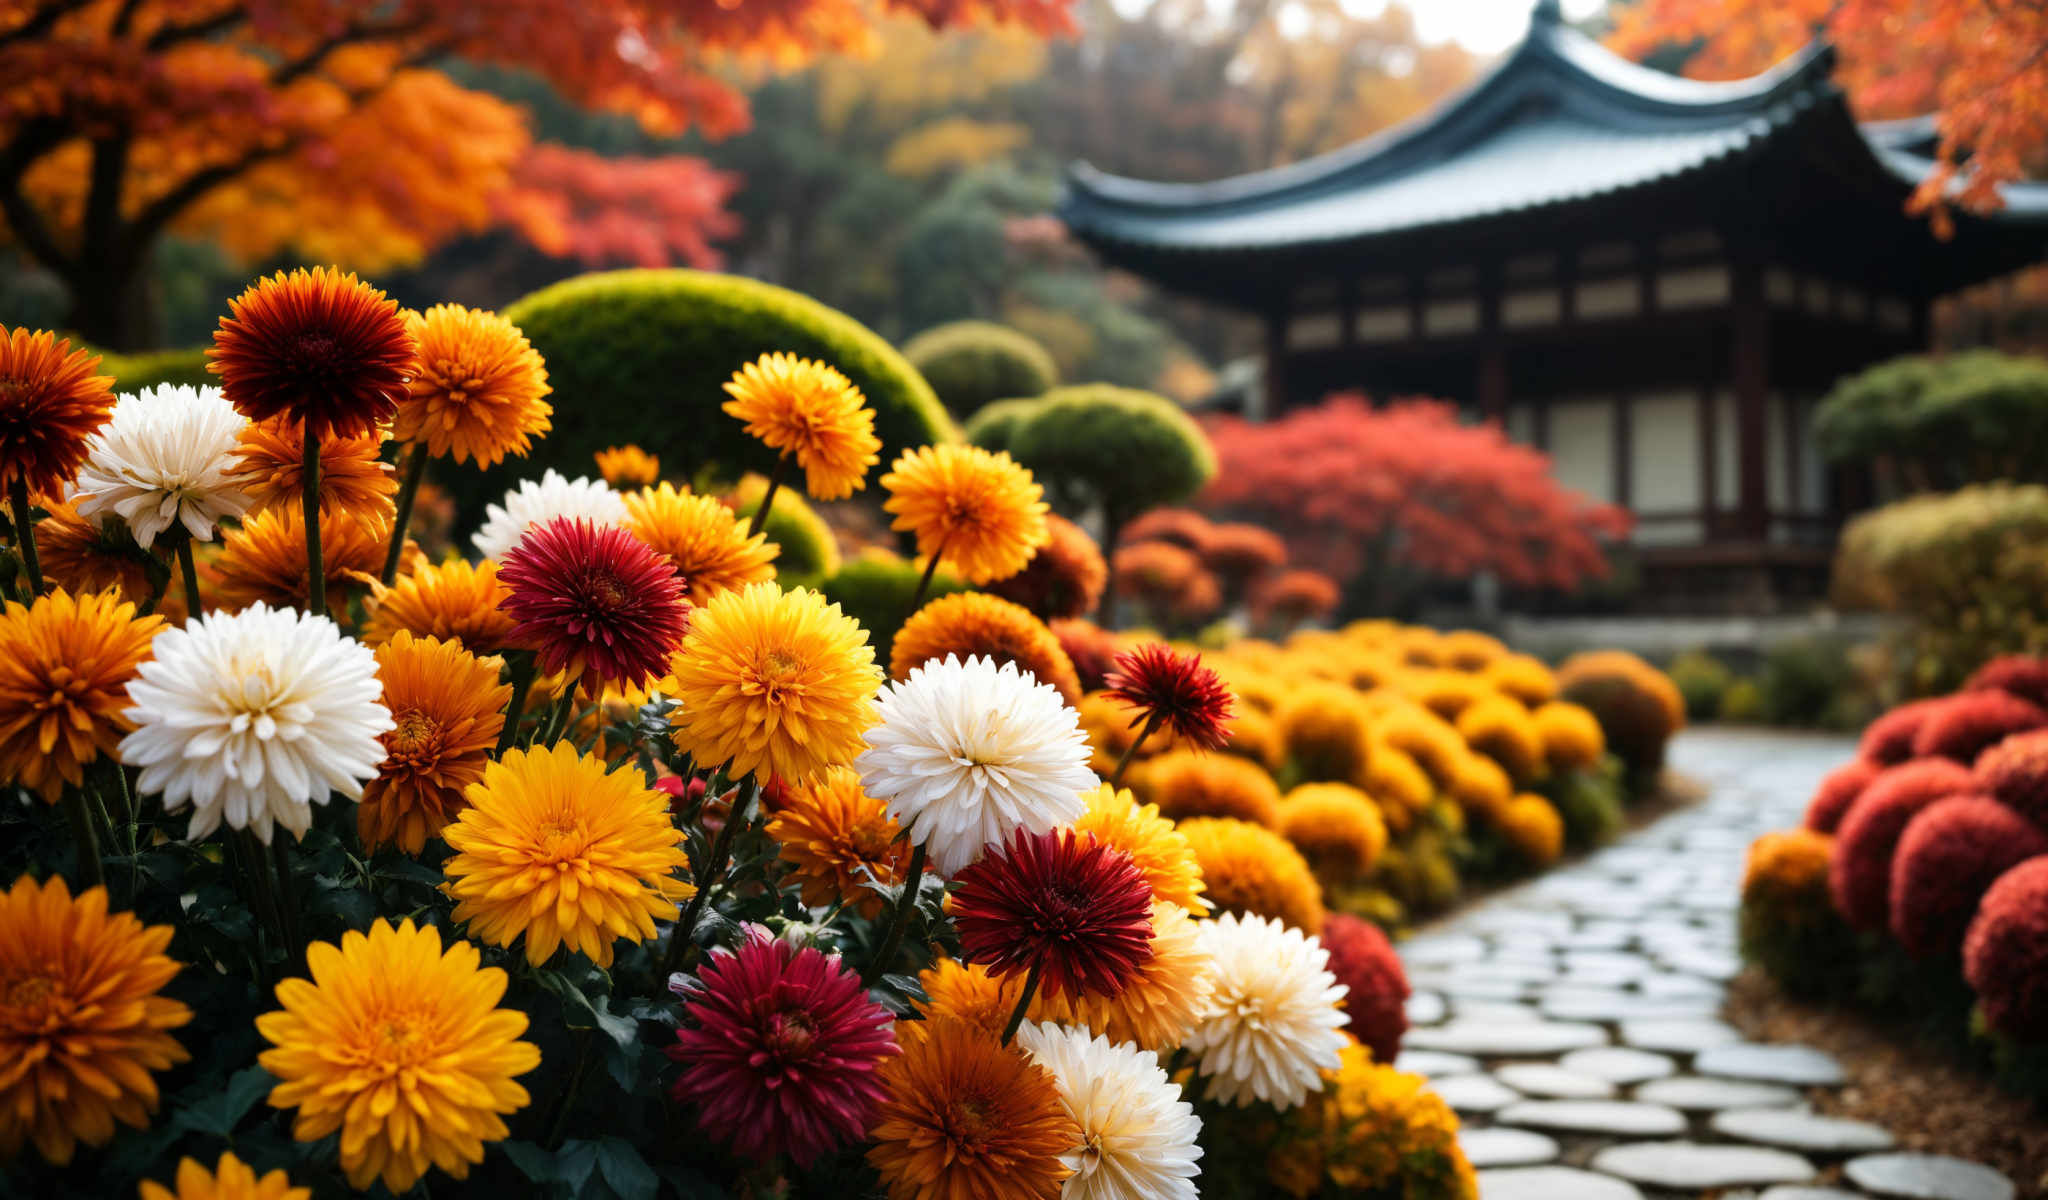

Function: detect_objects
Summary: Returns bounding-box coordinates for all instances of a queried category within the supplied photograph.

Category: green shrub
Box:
[1814,349,2048,489]
[97,346,212,393]
[962,396,1040,454]
[1542,757,1626,848]
[1718,678,1764,722]
[901,320,1058,416]
[1004,384,1215,525]
[816,551,970,660]
[728,475,839,590]
[1667,650,1733,721]
[1758,638,1861,727]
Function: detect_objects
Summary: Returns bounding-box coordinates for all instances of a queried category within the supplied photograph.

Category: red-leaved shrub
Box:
[1963,856,2048,1040]
[1318,912,1410,1063]
[1964,655,2048,710]
[1830,758,1976,930]
[1910,690,2048,762]
[1806,758,1881,833]
[1890,796,2048,959]
[1975,728,2048,828]
[1859,698,1949,765]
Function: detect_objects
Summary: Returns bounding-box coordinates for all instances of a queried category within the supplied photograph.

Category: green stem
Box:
[61,788,103,891]
[746,454,790,539]
[381,442,428,585]
[662,776,754,977]
[860,843,928,988]
[544,1030,595,1148]
[235,830,289,973]
[175,534,201,623]
[8,476,42,597]
[1108,713,1160,789]
[271,834,304,972]
[539,690,577,747]
[908,537,949,613]
[495,653,537,756]
[999,956,1046,1047]
[301,420,325,618]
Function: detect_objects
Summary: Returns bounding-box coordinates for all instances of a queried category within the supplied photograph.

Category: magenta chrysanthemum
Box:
[951,827,1156,1000]
[496,516,689,693]
[1317,912,1410,1063]
[1101,642,1236,752]
[665,927,897,1166]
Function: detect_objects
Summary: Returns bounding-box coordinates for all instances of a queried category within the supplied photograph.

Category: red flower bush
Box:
[1121,507,1214,552]
[1963,856,2048,1040]
[1830,759,1976,930]
[1964,655,2048,710]
[1806,757,1881,833]
[1250,568,1341,631]
[1974,728,2048,827]
[1319,912,1410,1063]
[1910,690,2048,762]
[1859,698,1950,765]
[1201,523,1288,586]
[1890,796,2048,959]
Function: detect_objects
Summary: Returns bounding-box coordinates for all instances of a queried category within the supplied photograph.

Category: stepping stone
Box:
[1697,1043,1847,1086]
[1447,1000,1545,1023]
[1431,1073,1521,1114]
[1634,1075,1802,1111]
[1590,1141,1816,1189]
[1637,971,1728,999]
[1428,980,1531,1003]
[1495,1063,1616,1099]
[1761,1189,1869,1200]
[1405,991,1446,1025]
[1711,1108,1895,1153]
[1392,1049,1476,1077]
[1495,1099,1687,1137]
[1476,1166,1644,1200]
[1845,1153,2016,1200]
[1660,948,1744,980]
[1557,1046,1675,1084]
[1459,1126,1559,1168]
[1539,989,1719,1024]
[1619,1018,1743,1055]
[1404,1021,1608,1057]
[1401,934,1487,965]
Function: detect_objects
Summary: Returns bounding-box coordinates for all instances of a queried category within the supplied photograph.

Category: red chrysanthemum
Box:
[1963,856,2048,1040]
[985,513,1108,621]
[665,927,898,1166]
[1805,757,1880,833]
[1250,568,1342,629]
[1890,796,2048,960]
[1830,760,1975,931]
[1910,690,2048,763]
[0,326,116,499]
[1974,728,2048,826]
[496,517,689,694]
[1319,912,1410,1063]
[1859,698,1949,765]
[951,828,1156,1001]
[1199,522,1288,585]
[1102,642,1236,752]
[208,267,416,441]
[1964,655,2048,710]
[1051,618,1121,692]
[1121,507,1214,553]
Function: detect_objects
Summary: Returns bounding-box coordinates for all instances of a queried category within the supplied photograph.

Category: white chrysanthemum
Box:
[1016,1022,1203,1200]
[856,654,1094,876]
[1183,911,1348,1110]
[470,468,628,560]
[120,604,393,844]
[69,383,252,549]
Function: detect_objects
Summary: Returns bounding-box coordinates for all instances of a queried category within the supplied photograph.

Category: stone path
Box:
[1394,729,2020,1200]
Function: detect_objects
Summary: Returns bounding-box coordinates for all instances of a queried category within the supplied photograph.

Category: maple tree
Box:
[0,0,1074,349]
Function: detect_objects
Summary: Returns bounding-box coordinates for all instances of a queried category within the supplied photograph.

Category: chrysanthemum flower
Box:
[211,504,415,614]
[1318,912,1410,1064]
[208,267,416,441]
[1276,683,1373,786]
[1052,618,1123,691]
[767,766,911,918]
[1975,729,2048,827]
[139,1152,308,1200]
[1072,782,1209,915]
[891,591,1082,703]
[1103,642,1235,752]
[1890,795,2048,959]
[470,469,628,561]
[120,603,392,843]
[594,444,660,488]
[28,498,169,614]
[722,353,881,500]
[257,919,539,1193]
[1858,696,1948,764]
[362,556,527,655]
[1533,700,1607,773]
[917,958,1021,1040]
[858,655,1094,876]
[986,513,1108,621]
[229,414,395,520]
[1032,901,1216,1049]
[395,304,551,467]
[496,516,689,694]
[1963,857,2048,1040]
[0,326,116,500]
[443,741,689,966]
[1138,750,1282,826]
[1014,1022,1203,1200]
[1283,1042,1473,1196]
[68,383,251,550]
[0,876,190,1165]
[1912,689,2048,762]
[867,1016,1077,1200]
[881,444,1049,584]
[1829,758,1975,930]
[1499,793,1566,864]
[953,828,1156,1000]
[1184,911,1349,1109]
[0,588,163,803]
[622,481,778,603]
[671,581,881,784]
[667,927,897,1166]
[359,632,510,855]
[1176,816,1325,934]
[1251,568,1341,631]
[1279,783,1388,883]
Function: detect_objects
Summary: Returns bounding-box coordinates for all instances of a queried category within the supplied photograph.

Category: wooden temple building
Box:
[1058,1,2048,610]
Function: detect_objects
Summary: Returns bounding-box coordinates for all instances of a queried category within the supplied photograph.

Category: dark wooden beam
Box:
[1731,261,1771,541]
[1476,261,1507,422]
[1261,309,1288,420]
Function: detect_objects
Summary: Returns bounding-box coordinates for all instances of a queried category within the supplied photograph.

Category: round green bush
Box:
[963,396,1041,454]
[1004,384,1216,523]
[816,551,970,660]
[97,347,212,394]
[1718,678,1764,722]
[1667,650,1733,720]
[727,475,840,590]
[901,320,1058,416]
[1543,757,1626,848]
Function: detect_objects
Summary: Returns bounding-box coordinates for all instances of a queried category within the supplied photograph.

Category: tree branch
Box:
[0,121,75,278]
[0,0,92,50]
[144,7,245,51]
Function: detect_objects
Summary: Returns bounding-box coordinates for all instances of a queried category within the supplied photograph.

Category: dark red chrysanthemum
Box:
[0,326,116,498]
[1859,698,1949,765]
[1910,690,2048,763]
[1319,912,1410,1063]
[1974,729,2048,827]
[208,267,416,440]
[1103,642,1236,752]
[1890,796,2048,960]
[952,827,1156,1000]
[1051,618,1121,692]
[1964,656,2048,710]
[1805,757,1880,833]
[1963,856,2048,1040]
[1829,759,1975,931]
[666,926,898,1166]
[497,516,689,693]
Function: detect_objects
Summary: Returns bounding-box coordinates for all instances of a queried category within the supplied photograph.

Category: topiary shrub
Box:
[900,320,1059,416]
[960,396,1039,453]
[1557,655,1682,785]
[1317,912,1409,1064]
[1806,757,1881,833]
[1911,689,2048,762]
[1717,678,1764,723]
[1890,796,2048,959]
[1668,650,1733,720]
[726,474,839,589]
[1741,828,1860,1000]
[1758,638,1863,728]
[98,346,212,393]
[1830,760,1976,930]
[815,550,969,660]
[1963,856,2048,1042]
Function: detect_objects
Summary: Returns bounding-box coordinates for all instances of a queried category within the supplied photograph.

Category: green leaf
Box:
[309,876,375,929]
[500,1140,562,1186]
[594,1137,659,1200]
[173,1065,274,1138]
[554,1139,600,1195]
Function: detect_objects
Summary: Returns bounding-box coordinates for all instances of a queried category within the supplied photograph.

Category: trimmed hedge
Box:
[728,475,840,590]
[962,396,1040,453]
[816,551,970,660]
[1003,384,1216,522]
[901,320,1059,417]
[97,346,212,394]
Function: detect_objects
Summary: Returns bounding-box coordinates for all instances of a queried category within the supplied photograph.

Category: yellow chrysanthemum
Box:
[0,587,162,803]
[359,632,510,855]
[0,877,190,1166]
[1484,653,1558,707]
[1410,670,1492,723]
[1392,628,1445,668]
[139,1152,309,1200]
[442,742,690,967]
[1073,782,1209,915]
[1439,629,1508,671]
[1498,793,1564,865]
[918,957,1020,1040]
[881,443,1048,585]
[767,765,911,918]
[1374,704,1469,789]
[230,415,396,521]
[362,557,526,656]
[1274,1041,1474,1200]
[669,582,881,784]
[1362,744,1434,835]
[1033,901,1215,1049]
[394,304,552,467]
[212,505,417,615]
[890,591,1081,703]
[1455,695,1546,784]
[1220,701,1285,771]
[722,352,881,501]
[1533,700,1607,771]
[1743,827,1835,895]
[622,482,778,604]
[257,919,540,1193]
[1277,683,1373,786]
[1177,816,1325,934]
[594,444,660,488]
[1448,753,1512,823]
[1278,783,1388,884]
[867,1017,1077,1200]
[1138,749,1281,827]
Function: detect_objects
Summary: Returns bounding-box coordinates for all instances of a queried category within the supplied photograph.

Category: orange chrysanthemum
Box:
[767,765,911,918]
[27,498,171,616]
[1139,749,1282,826]
[359,632,511,855]
[1177,816,1326,934]
[623,482,779,604]
[0,326,115,498]
[867,1017,1077,1200]
[0,876,191,1165]
[361,557,525,655]
[211,505,416,615]
[595,444,660,488]
[0,588,163,803]
[394,304,552,467]
[230,414,396,520]
[722,353,881,500]
[209,268,416,441]
[881,444,1049,585]
[140,1152,309,1200]
[890,592,1082,702]
[1072,782,1209,915]
[1278,782,1389,884]
[917,958,1020,1040]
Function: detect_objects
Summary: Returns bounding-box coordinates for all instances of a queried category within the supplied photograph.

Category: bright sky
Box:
[1385,0,1608,53]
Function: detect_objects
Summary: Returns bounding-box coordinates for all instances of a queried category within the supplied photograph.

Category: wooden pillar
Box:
[1259,308,1287,422]
[1697,373,1720,541]
[1477,263,1508,423]
[1614,394,1633,508]
[1731,262,1771,541]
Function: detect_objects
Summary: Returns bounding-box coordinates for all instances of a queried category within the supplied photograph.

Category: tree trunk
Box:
[1097,509,1122,629]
